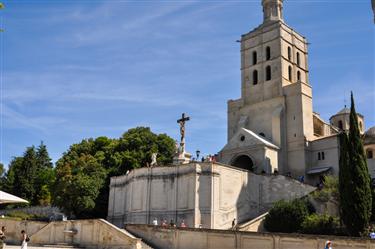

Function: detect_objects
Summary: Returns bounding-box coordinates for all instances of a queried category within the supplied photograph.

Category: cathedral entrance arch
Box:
[231,155,254,171]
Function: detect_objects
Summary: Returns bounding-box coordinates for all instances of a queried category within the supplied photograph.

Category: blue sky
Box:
[0,0,374,166]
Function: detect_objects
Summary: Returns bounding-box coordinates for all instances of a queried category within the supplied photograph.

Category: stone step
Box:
[41,244,84,248]
[140,241,155,249]
[6,246,83,249]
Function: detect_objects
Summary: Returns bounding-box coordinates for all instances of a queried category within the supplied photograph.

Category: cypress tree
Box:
[340,92,372,236]
[339,132,351,227]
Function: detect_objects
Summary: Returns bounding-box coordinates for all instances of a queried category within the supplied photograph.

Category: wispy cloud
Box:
[1,103,67,132]
[1,0,373,166]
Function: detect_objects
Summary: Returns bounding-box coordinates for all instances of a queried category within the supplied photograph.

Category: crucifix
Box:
[177,113,190,152]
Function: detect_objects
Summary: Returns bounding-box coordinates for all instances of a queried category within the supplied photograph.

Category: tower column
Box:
[262,0,284,22]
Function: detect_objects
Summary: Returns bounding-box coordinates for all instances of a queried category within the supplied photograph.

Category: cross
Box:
[177,113,190,144]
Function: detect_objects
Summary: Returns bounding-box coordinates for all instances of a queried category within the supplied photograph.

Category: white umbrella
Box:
[0,191,28,204]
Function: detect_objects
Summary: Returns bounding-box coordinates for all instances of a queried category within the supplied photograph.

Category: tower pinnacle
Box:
[262,0,284,22]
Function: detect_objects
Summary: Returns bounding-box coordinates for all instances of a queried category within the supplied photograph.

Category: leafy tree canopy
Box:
[52,127,175,218]
[4,142,54,206]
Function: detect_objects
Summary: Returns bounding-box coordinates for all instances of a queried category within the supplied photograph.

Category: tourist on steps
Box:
[231,218,236,230]
[324,240,332,249]
[152,218,158,226]
[180,220,186,228]
[20,230,28,249]
[0,226,6,249]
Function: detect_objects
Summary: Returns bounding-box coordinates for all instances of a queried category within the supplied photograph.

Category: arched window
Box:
[288,46,291,60]
[253,70,258,85]
[322,152,325,160]
[266,46,271,60]
[266,66,271,81]
[367,150,374,159]
[338,120,343,130]
[297,52,300,66]
[297,71,301,81]
[252,51,257,65]
[318,152,321,160]
[288,66,292,81]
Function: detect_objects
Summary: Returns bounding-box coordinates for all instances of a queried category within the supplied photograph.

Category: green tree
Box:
[115,127,175,172]
[0,163,4,176]
[339,132,351,227]
[53,154,106,218]
[371,187,375,222]
[52,127,175,218]
[3,157,22,194]
[35,142,54,206]
[16,146,38,202]
[4,142,54,205]
[36,142,53,169]
[339,93,372,236]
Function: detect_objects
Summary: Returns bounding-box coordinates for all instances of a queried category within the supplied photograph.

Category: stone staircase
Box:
[122,229,155,249]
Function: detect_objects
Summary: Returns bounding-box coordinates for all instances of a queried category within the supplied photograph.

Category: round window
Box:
[240,135,245,141]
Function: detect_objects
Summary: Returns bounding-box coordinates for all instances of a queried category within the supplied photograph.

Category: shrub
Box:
[264,199,310,233]
[311,176,339,202]
[301,214,340,235]
[6,211,32,220]
[6,210,49,221]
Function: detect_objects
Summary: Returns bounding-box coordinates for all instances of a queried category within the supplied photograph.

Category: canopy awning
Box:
[0,191,29,204]
[306,166,332,175]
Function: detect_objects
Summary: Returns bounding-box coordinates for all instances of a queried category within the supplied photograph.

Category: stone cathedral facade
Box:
[108,0,375,229]
[218,0,374,184]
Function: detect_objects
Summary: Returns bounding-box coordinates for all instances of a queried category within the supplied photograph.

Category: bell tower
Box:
[262,0,284,22]
[221,0,315,177]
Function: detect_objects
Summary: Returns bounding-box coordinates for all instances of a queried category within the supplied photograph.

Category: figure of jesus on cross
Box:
[177,113,190,152]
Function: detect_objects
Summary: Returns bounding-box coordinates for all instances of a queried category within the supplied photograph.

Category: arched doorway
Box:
[231,155,254,171]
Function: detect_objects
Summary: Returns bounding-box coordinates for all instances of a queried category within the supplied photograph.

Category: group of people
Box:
[0,226,29,249]
[152,218,187,228]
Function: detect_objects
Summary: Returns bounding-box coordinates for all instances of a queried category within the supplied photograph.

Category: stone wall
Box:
[30,219,144,249]
[0,218,153,249]
[126,224,375,249]
[107,162,315,230]
[108,164,198,228]
[0,218,48,244]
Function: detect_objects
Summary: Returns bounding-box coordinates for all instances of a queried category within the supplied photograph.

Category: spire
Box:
[262,0,284,22]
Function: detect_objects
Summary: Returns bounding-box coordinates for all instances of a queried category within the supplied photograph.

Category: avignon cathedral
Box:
[218,0,375,184]
[108,0,375,229]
